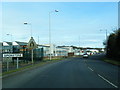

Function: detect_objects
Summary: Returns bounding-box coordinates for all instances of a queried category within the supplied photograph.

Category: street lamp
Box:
[24,22,32,37]
[24,22,33,64]
[49,10,59,60]
[100,29,108,40]
[100,29,108,53]
[6,34,12,42]
[6,34,13,71]
[6,34,12,53]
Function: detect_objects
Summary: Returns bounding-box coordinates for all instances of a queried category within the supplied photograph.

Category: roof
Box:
[15,41,28,46]
[2,42,12,46]
[6,42,12,45]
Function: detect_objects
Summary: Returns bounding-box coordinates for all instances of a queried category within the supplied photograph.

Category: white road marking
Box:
[98,74,118,88]
[85,60,118,88]
[88,67,94,71]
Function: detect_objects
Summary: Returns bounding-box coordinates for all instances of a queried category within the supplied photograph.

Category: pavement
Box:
[2,54,120,88]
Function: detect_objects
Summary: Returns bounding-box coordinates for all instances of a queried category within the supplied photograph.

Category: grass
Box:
[0,73,2,77]
[102,58,120,66]
[2,64,34,76]
[2,57,64,76]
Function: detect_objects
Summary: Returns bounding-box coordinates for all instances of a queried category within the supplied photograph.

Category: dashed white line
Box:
[88,67,94,71]
[98,74,118,88]
[87,66,118,88]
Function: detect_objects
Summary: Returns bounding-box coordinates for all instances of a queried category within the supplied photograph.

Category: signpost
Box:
[3,54,23,57]
[27,37,38,64]
[3,53,23,71]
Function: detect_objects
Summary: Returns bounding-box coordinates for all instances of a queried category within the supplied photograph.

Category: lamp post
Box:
[24,22,32,37]
[100,29,108,41]
[49,10,59,60]
[6,34,12,71]
[6,34,12,53]
[100,29,108,53]
[24,22,33,64]
[79,36,81,56]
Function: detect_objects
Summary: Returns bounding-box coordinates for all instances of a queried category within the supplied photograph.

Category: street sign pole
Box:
[7,61,9,72]
[27,37,38,64]
[3,53,23,71]
[31,49,34,64]
[17,57,19,69]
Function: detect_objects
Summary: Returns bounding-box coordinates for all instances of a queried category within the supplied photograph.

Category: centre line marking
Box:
[88,67,94,71]
[98,74,118,88]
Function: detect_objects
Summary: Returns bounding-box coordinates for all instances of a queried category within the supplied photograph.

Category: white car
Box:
[83,54,89,58]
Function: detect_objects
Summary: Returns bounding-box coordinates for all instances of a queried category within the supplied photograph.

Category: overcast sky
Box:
[1,2,118,48]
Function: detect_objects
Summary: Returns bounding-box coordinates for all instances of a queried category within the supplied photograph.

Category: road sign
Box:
[3,53,23,71]
[27,37,38,49]
[3,53,23,57]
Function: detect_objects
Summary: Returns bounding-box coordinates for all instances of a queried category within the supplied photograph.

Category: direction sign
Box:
[3,53,23,57]
[27,37,38,49]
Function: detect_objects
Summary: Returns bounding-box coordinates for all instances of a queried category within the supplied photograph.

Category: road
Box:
[2,54,119,88]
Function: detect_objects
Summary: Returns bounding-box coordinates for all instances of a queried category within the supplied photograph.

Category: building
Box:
[2,42,13,62]
[56,46,68,57]
[12,41,28,53]
[2,41,44,62]
[57,46,77,57]
[0,43,2,61]
[2,42,13,53]
[40,44,56,57]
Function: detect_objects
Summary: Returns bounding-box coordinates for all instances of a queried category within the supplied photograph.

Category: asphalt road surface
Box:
[2,54,119,88]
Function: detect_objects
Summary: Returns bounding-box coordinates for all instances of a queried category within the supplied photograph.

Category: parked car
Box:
[83,54,89,58]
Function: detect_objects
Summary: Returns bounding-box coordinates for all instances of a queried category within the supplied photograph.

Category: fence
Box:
[2,48,44,72]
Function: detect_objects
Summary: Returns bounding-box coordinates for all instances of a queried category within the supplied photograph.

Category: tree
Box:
[115,28,120,59]
[106,33,116,58]
[106,28,120,61]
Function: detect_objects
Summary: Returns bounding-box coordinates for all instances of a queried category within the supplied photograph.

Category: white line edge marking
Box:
[88,67,94,71]
[98,74,118,88]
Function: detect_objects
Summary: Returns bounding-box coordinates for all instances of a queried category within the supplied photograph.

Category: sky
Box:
[0,2,118,48]
[1,0,119,2]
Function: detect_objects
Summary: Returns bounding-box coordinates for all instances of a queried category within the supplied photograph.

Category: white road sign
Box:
[3,54,23,57]
[27,37,38,49]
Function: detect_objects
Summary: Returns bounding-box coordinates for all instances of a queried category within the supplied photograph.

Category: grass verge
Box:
[102,57,120,66]
[2,57,64,76]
